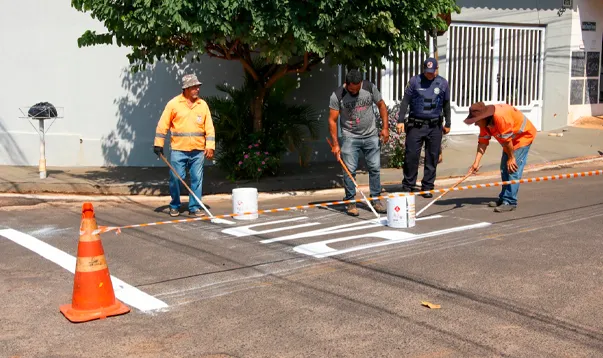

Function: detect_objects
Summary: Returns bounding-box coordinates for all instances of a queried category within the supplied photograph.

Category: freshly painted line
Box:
[416,214,444,220]
[261,220,383,244]
[417,215,443,221]
[260,215,444,244]
[222,217,321,237]
[0,229,168,312]
[0,229,77,272]
[374,215,443,225]
[293,222,492,258]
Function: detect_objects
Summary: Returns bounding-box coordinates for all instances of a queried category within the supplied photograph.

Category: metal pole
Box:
[433,29,439,60]
[39,119,47,179]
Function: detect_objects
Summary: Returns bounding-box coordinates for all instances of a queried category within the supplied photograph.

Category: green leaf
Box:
[72,0,459,72]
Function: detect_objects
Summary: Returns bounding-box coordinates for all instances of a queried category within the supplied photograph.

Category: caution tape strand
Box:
[84,169,603,235]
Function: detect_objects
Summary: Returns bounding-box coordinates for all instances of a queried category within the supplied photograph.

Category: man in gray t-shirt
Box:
[328,69,390,217]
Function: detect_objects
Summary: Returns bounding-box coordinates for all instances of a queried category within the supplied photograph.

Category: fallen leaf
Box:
[421,301,441,309]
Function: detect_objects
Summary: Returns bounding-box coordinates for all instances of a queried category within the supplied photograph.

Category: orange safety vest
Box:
[154,94,216,151]
[478,104,536,150]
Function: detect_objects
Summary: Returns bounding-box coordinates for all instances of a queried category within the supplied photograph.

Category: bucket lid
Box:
[232,187,258,193]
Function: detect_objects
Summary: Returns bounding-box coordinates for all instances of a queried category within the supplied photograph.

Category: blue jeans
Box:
[340,135,381,201]
[499,144,530,206]
[169,150,205,212]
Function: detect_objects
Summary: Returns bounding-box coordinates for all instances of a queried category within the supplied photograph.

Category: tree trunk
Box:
[244,62,288,133]
[252,85,267,132]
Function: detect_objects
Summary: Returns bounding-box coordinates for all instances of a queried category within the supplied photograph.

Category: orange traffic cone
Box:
[59,202,130,323]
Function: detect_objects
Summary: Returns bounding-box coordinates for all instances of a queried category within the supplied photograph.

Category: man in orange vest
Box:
[153,74,216,217]
[464,102,537,212]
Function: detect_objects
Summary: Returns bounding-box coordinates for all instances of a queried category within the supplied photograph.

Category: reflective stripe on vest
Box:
[171,131,206,137]
[495,115,528,140]
[518,115,528,133]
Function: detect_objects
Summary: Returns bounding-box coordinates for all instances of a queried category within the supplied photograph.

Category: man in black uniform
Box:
[396,58,451,198]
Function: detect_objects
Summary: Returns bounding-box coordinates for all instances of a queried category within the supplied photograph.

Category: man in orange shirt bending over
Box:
[153,74,215,217]
[464,102,537,213]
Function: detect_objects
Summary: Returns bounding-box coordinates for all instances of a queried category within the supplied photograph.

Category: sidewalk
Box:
[1,126,601,197]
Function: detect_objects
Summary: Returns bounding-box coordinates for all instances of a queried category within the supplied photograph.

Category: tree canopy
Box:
[72,0,460,130]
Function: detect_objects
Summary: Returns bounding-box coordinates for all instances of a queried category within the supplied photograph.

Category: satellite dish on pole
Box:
[19,103,64,179]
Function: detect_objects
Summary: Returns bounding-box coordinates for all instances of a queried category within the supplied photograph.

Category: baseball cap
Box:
[424,58,438,73]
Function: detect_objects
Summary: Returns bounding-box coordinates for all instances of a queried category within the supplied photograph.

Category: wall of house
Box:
[0,0,338,167]
[442,0,574,131]
[567,0,603,122]
[1,0,590,168]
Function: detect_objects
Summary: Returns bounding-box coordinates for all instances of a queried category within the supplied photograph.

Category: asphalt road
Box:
[1,163,603,358]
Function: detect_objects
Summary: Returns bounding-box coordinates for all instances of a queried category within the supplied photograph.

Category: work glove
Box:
[153,146,163,157]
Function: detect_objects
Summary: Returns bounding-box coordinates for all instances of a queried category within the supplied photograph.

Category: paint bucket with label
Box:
[232,188,259,220]
[386,194,416,228]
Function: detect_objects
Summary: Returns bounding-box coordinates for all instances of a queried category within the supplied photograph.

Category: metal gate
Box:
[447,23,545,133]
[338,40,430,105]
[363,46,430,105]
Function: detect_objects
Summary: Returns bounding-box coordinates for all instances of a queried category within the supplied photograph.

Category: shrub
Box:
[375,102,405,168]
[374,101,450,169]
[231,140,280,181]
[205,63,319,181]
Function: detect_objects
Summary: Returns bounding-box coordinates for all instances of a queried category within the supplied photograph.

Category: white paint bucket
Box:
[386,194,416,228]
[232,188,259,220]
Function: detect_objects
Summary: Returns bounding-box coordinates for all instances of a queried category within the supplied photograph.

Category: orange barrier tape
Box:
[84,169,603,235]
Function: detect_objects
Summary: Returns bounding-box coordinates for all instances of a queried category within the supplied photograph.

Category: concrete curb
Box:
[254,155,603,199]
[1,155,602,203]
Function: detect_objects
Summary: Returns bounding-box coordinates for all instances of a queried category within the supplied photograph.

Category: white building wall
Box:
[1,0,595,168]
[567,0,603,122]
[450,0,574,131]
[0,0,337,167]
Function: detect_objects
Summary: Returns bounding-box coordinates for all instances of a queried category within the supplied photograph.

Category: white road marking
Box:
[0,229,168,313]
[293,222,492,258]
[222,217,321,237]
[260,215,444,244]
[261,220,379,243]
[416,215,444,220]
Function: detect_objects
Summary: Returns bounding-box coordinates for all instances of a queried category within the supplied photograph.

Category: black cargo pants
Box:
[402,121,443,191]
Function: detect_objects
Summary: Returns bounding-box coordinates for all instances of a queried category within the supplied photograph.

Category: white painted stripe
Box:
[0,229,168,312]
[222,217,319,237]
[0,229,77,272]
[261,220,381,244]
[293,222,492,258]
[260,215,444,244]
[416,215,443,221]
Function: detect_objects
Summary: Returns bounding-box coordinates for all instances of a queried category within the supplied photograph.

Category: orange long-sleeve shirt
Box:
[154,94,215,151]
[478,104,536,150]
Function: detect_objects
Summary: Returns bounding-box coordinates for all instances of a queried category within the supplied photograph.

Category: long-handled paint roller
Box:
[415,167,480,217]
[326,138,381,221]
[159,153,236,225]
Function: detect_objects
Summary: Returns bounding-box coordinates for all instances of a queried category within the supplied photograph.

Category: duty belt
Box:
[408,117,441,126]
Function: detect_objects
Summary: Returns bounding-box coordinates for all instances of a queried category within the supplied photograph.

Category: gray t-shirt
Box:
[329,82,383,138]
